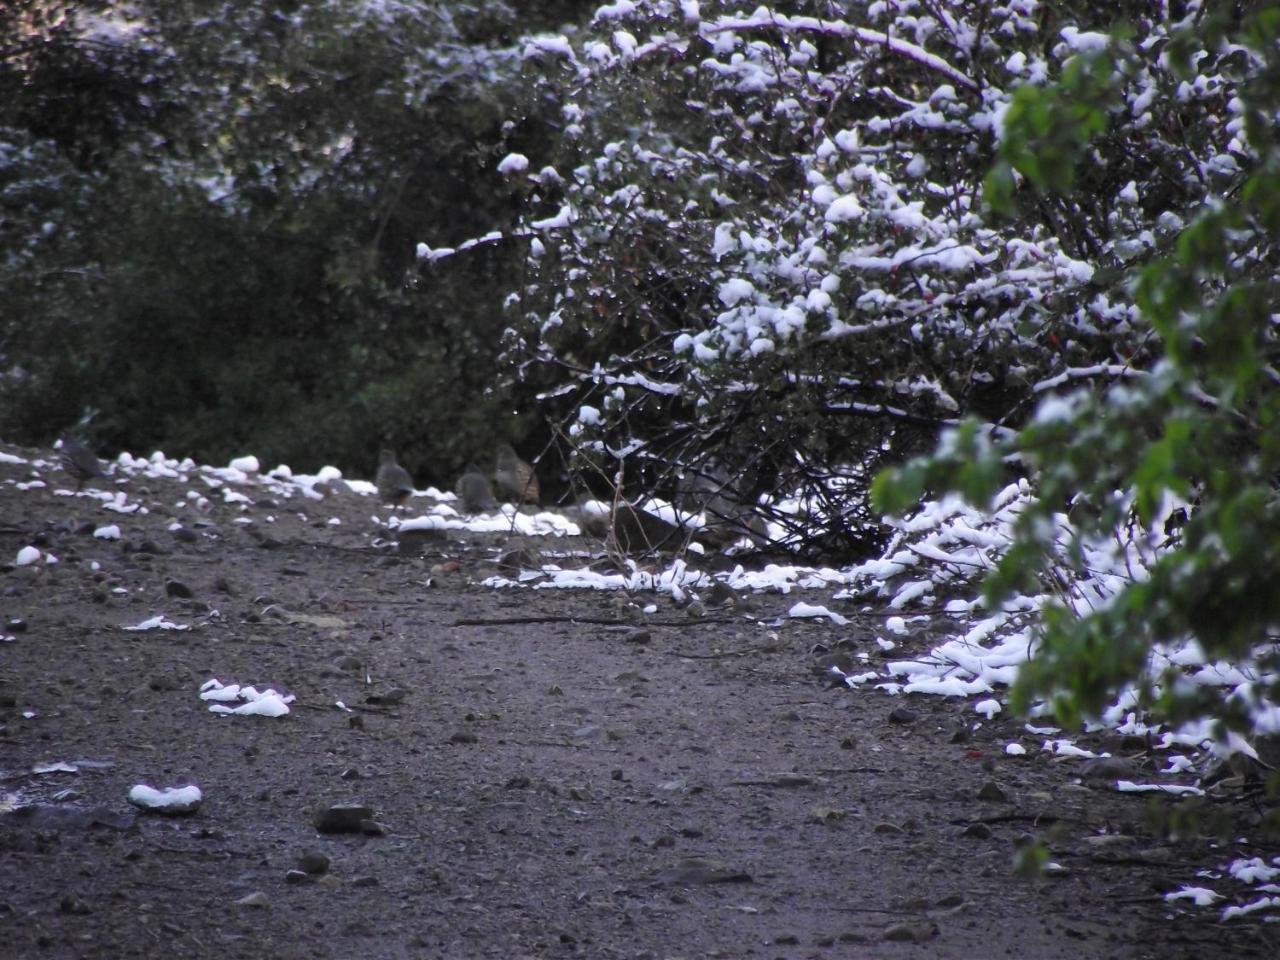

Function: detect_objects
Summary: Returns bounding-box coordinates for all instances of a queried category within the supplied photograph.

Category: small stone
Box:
[887,706,918,725]
[164,579,193,598]
[6,618,27,633]
[340,767,362,781]
[299,851,330,875]
[961,822,993,840]
[359,820,388,836]
[976,781,1007,802]
[449,729,478,745]
[234,891,269,908]
[351,876,379,888]
[285,870,311,884]
[313,804,373,834]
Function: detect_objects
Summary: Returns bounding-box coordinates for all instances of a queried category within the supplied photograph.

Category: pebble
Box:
[234,891,269,908]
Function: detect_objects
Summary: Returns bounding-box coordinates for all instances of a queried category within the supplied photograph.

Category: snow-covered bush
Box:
[495,1,1279,734]
[499,0,1241,555]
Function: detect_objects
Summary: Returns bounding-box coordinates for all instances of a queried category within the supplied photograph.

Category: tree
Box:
[0,1,582,477]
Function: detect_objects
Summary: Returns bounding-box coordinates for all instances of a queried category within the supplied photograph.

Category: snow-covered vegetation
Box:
[485,2,1279,740]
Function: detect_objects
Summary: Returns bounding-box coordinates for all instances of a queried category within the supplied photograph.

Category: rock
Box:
[976,781,1007,802]
[285,869,311,884]
[234,891,269,908]
[449,729,478,745]
[351,875,378,887]
[961,822,993,840]
[313,804,373,834]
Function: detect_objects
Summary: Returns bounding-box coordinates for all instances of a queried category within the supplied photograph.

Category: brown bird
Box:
[493,443,539,505]
[58,438,107,491]
[455,465,497,513]
[375,449,414,510]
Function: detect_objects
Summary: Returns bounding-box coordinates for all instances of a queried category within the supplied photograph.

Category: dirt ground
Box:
[0,442,1275,959]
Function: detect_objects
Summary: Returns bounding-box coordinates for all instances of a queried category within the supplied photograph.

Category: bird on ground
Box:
[494,443,539,505]
[58,438,107,491]
[375,449,414,510]
[455,465,497,513]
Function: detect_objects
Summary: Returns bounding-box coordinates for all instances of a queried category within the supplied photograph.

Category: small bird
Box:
[494,443,540,505]
[455,465,497,514]
[58,438,107,491]
[375,449,414,510]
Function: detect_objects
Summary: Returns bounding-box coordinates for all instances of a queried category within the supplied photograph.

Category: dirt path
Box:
[0,444,1272,958]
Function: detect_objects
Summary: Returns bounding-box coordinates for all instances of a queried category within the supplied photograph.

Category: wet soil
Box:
[0,443,1274,959]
